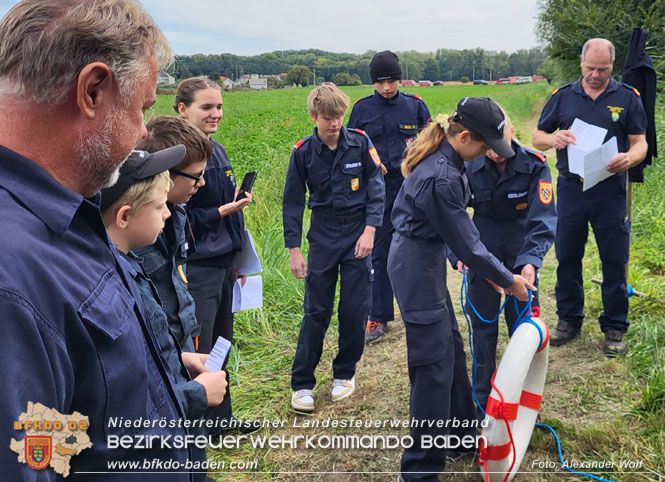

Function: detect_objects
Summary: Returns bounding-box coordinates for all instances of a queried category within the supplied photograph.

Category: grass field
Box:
[151,83,664,481]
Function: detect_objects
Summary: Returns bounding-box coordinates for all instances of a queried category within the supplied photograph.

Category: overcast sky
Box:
[0,1,543,55]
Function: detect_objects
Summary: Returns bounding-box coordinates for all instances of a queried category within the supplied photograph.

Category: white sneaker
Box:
[331,377,355,401]
[291,389,314,412]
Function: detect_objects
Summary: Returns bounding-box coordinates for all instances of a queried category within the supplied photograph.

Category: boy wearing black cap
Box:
[101,147,226,482]
[348,50,431,343]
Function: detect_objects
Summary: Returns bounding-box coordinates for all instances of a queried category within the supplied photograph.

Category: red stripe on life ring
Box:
[485,441,512,461]
[519,390,543,411]
[537,323,550,352]
[486,396,518,421]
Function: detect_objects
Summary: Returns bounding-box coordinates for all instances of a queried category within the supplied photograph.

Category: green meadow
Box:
[151,83,664,480]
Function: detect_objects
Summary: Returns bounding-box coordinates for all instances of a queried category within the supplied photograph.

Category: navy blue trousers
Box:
[291,214,371,390]
[370,172,403,323]
[555,176,630,332]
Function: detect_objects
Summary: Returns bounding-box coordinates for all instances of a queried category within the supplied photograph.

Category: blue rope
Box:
[460,267,616,482]
[535,423,616,482]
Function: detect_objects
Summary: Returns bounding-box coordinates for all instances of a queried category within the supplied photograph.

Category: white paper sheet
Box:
[234,229,262,275]
[582,137,618,192]
[204,336,232,372]
[567,118,609,177]
[232,275,263,313]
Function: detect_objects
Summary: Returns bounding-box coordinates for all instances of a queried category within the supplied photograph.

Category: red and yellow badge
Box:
[539,181,553,204]
[369,147,381,167]
[516,203,528,211]
[25,436,52,470]
[351,178,359,191]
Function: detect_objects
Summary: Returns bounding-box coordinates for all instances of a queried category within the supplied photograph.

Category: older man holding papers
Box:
[532,38,648,356]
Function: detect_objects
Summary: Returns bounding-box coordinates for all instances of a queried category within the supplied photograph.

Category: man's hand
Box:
[181,352,209,378]
[194,371,228,407]
[606,152,632,174]
[455,261,468,274]
[551,129,576,150]
[289,247,307,279]
[520,264,536,285]
[380,162,388,175]
[234,267,247,287]
[354,226,376,259]
[507,274,537,302]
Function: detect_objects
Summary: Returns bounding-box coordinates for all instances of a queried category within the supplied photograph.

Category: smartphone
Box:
[236,171,257,200]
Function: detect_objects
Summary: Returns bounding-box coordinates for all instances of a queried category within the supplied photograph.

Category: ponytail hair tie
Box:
[434,113,450,133]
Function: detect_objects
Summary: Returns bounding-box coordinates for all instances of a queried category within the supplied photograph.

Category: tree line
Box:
[172,48,547,85]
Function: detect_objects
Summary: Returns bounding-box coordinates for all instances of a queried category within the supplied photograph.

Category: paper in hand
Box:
[204,336,232,372]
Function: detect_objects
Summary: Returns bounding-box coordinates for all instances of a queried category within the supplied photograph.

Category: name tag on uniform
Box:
[344,162,362,169]
[507,190,528,199]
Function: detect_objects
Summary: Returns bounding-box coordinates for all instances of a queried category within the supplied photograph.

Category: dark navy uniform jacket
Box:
[0,145,190,481]
[187,140,244,267]
[135,203,197,351]
[449,141,556,270]
[283,126,385,248]
[348,90,431,172]
[119,252,207,420]
[390,141,514,321]
[537,78,647,177]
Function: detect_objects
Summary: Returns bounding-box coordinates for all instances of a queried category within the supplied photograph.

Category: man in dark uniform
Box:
[532,38,648,356]
[348,50,431,343]
[450,114,556,411]
[283,85,385,412]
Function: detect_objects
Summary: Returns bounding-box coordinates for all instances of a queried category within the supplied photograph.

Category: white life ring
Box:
[478,316,549,482]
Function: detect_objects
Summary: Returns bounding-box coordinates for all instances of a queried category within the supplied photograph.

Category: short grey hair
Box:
[0,0,174,105]
[581,38,615,62]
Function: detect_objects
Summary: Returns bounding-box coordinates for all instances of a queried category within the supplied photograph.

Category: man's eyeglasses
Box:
[170,168,204,185]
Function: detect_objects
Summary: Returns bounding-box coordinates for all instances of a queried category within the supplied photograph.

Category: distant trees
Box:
[171,47,549,84]
[332,72,362,86]
[536,0,664,85]
[286,65,312,86]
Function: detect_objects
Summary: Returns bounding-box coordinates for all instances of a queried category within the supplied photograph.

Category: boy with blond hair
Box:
[101,147,226,482]
[283,85,385,411]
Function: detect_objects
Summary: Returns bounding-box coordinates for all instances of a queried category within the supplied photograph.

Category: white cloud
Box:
[0,0,542,55]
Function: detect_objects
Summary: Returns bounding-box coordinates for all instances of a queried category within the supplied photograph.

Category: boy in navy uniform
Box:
[450,109,556,411]
[101,147,227,481]
[284,85,385,411]
[532,38,647,355]
[348,50,431,343]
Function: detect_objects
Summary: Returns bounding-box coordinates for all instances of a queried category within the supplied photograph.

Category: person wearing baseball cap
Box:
[349,50,431,344]
[387,97,534,481]
[101,144,228,482]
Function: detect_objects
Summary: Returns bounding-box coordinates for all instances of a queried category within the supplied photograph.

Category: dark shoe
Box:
[550,320,581,346]
[604,329,626,356]
[365,320,385,344]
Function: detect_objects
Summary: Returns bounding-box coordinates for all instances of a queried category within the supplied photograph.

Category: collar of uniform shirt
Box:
[374,89,400,105]
[0,144,87,237]
[573,76,619,97]
[439,139,465,172]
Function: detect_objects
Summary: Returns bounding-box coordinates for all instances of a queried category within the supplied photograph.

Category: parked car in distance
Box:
[418,80,433,86]
[433,81,444,86]
[320,81,336,86]
[400,79,417,86]
[473,79,489,85]
[515,76,532,84]
[495,77,511,85]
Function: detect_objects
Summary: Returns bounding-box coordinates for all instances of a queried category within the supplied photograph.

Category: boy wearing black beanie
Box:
[348,50,431,344]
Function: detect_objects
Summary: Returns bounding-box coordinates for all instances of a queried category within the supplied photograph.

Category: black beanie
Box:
[370,51,402,83]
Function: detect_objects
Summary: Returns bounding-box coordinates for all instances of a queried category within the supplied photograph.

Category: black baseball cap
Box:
[370,51,402,83]
[100,144,186,212]
[453,97,515,158]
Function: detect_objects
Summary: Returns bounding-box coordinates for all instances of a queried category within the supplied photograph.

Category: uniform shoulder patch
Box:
[293,139,305,150]
[551,83,572,96]
[354,94,372,104]
[539,181,553,205]
[620,83,641,96]
[414,94,423,101]
[353,128,367,136]
[534,152,547,163]
[368,147,381,166]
